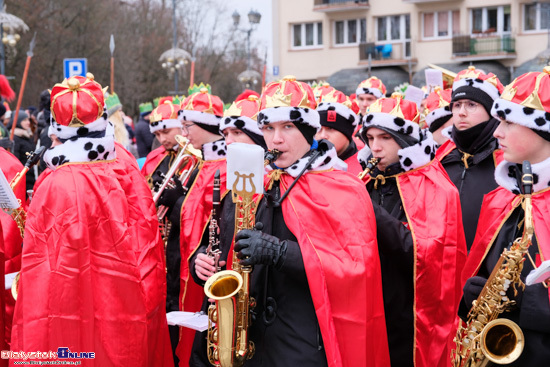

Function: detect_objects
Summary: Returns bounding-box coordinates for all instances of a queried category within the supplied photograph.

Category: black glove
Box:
[234,229,288,269]
[157,177,184,208]
[463,276,487,309]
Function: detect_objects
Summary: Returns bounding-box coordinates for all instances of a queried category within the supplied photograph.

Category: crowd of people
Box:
[0,64,549,367]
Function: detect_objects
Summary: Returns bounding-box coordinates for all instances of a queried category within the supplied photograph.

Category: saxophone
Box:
[451,161,534,367]
[204,171,258,367]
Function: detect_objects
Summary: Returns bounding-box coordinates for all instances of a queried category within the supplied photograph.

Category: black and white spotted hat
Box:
[220,95,266,149]
[149,101,181,133]
[491,67,550,142]
[451,66,504,115]
[258,75,320,145]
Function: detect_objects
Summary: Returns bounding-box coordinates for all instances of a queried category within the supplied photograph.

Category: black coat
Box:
[440,120,500,250]
[366,163,415,367]
[135,116,155,158]
[189,181,328,367]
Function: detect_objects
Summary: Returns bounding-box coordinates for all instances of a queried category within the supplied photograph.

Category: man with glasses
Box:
[437,66,505,251]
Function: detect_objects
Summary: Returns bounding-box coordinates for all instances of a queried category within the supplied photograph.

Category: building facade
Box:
[271,0,550,93]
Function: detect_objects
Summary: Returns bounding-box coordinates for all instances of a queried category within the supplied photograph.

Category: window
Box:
[334,18,366,46]
[377,14,410,42]
[524,2,550,31]
[470,6,511,35]
[423,10,460,39]
[292,22,323,49]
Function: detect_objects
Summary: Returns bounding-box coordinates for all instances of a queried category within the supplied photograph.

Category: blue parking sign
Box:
[63,59,87,79]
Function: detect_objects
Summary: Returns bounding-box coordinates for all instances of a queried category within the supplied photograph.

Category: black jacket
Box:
[366,163,415,367]
[189,181,328,367]
[440,120,500,250]
[135,116,155,158]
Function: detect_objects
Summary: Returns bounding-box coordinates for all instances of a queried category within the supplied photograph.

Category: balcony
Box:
[402,0,458,3]
[313,0,369,13]
[452,34,516,61]
[358,41,417,67]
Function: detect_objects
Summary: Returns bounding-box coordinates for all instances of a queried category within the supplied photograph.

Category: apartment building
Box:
[271,0,550,93]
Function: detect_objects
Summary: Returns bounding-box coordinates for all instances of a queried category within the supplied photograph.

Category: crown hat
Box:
[316,86,360,142]
[355,76,387,99]
[220,95,266,148]
[149,100,182,133]
[491,66,550,135]
[139,102,153,115]
[49,73,109,140]
[360,92,421,145]
[451,66,504,115]
[424,87,453,133]
[105,92,122,116]
[178,87,224,134]
[258,75,320,131]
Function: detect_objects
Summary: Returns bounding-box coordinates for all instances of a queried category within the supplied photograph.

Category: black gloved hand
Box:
[157,177,184,208]
[234,229,288,269]
[463,276,487,309]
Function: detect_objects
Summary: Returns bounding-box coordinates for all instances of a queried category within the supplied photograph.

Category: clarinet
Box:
[206,169,222,273]
[264,149,281,166]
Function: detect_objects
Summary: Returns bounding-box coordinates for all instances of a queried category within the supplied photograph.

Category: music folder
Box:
[0,168,19,210]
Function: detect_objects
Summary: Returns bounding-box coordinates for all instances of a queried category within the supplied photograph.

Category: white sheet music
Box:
[4,272,17,290]
[526,260,550,286]
[166,311,210,332]
[0,169,19,209]
[425,69,444,93]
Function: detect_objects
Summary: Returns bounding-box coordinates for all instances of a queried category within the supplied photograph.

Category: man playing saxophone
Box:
[193,77,390,367]
[458,68,550,366]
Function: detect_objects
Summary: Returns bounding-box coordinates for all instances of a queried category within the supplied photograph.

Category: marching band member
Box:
[355,76,386,116]
[459,68,550,366]
[314,85,362,175]
[10,74,173,366]
[359,93,467,367]
[209,76,390,366]
[437,66,505,250]
[0,147,25,349]
[188,94,266,366]
[175,87,227,366]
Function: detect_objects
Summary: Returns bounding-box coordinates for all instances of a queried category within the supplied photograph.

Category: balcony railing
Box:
[452,34,516,58]
[313,0,369,12]
[359,41,414,65]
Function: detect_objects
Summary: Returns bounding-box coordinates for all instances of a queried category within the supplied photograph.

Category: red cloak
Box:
[0,148,26,349]
[176,158,227,366]
[10,159,173,366]
[462,187,550,282]
[369,160,467,367]
[141,145,168,178]
[344,151,362,176]
[275,169,390,367]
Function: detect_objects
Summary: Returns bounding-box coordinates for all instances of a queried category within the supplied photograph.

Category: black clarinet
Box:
[206,169,222,272]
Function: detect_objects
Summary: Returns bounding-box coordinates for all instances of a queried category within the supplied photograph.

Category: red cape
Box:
[141,145,168,178]
[0,148,26,350]
[344,151,362,176]
[368,160,467,367]
[176,158,227,366]
[276,170,390,367]
[11,159,173,366]
[463,187,550,282]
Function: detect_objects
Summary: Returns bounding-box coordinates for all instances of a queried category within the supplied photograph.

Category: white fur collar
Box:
[202,139,226,161]
[266,140,339,178]
[441,125,453,142]
[494,157,550,194]
[357,130,437,172]
[44,121,117,170]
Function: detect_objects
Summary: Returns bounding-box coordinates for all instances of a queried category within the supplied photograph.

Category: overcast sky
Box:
[222,0,273,75]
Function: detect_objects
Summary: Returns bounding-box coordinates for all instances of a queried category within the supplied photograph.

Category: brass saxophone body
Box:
[451,161,534,367]
[204,171,257,366]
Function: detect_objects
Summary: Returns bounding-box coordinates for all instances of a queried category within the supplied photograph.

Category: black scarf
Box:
[451,118,499,155]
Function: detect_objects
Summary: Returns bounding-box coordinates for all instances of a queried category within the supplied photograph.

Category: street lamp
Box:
[0,2,29,75]
[159,0,191,95]
[233,9,261,87]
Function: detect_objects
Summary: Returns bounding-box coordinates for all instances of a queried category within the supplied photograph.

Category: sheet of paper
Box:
[404,85,425,109]
[425,69,444,93]
[5,272,17,290]
[0,169,19,210]
[166,311,210,332]
[526,260,550,286]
